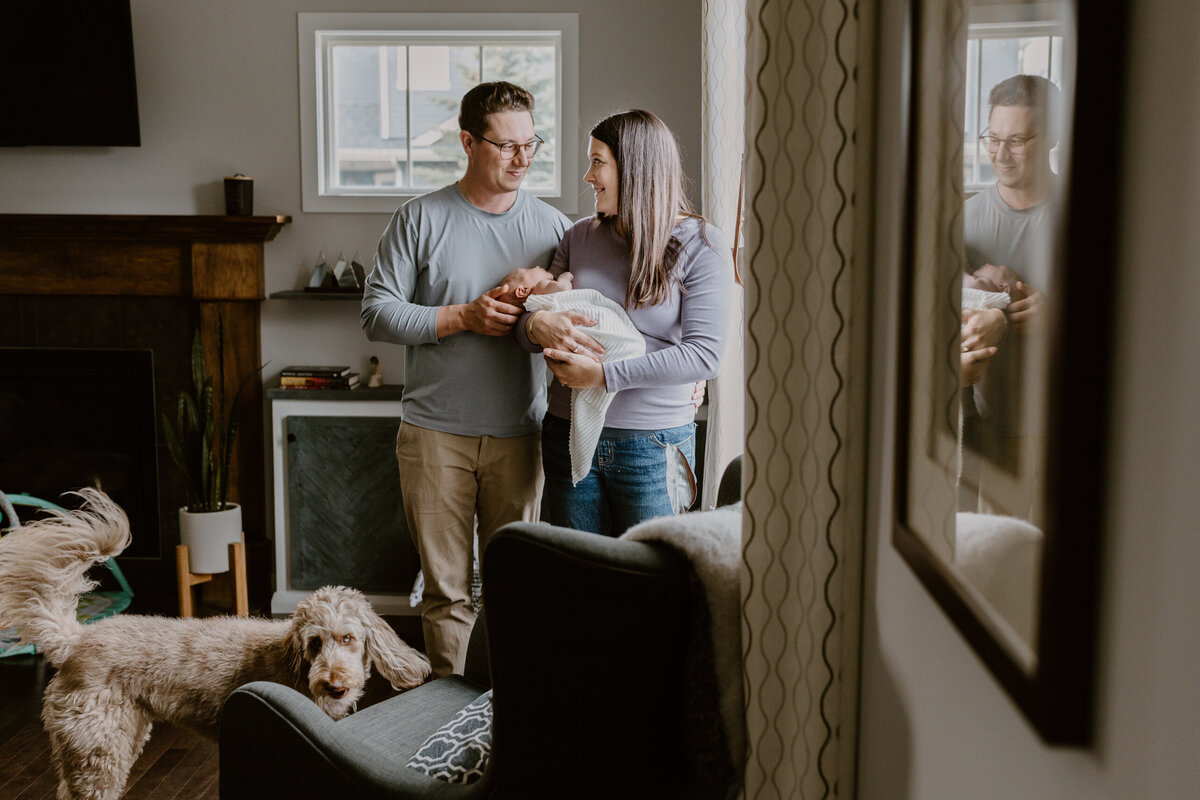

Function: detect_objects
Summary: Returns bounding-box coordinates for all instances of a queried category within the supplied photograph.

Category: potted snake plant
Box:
[161,318,260,573]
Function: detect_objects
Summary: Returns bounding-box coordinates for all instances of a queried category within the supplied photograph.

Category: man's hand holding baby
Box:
[440,286,524,338]
[1006,280,1047,333]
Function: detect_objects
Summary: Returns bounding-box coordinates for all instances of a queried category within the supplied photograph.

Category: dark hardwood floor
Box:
[0,652,220,800]
[0,615,423,800]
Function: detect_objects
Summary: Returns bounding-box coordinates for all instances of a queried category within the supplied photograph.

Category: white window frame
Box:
[298,12,579,214]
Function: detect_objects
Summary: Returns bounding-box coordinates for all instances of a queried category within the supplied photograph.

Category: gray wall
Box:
[857,0,1200,797]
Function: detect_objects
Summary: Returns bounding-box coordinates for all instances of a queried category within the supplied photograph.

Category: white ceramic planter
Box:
[179,503,242,574]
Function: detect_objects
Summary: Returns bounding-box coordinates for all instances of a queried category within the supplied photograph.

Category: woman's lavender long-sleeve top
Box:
[520,216,733,430]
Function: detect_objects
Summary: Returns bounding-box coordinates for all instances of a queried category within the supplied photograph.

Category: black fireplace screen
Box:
[0,347,160,559]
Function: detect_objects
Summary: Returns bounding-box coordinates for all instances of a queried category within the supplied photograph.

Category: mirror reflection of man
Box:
[961,74,1060,521]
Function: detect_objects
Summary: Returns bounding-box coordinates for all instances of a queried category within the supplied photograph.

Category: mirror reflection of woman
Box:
[518,110,733,537]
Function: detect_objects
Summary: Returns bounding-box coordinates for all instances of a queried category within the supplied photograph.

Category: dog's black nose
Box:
[326,685,349,699]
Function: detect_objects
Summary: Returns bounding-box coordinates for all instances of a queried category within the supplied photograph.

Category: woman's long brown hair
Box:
[590,110,703,309]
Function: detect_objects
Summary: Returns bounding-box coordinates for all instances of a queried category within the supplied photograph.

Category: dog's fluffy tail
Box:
[0,488,131,665]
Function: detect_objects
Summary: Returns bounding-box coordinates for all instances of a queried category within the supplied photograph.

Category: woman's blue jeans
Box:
[540,414,696,538]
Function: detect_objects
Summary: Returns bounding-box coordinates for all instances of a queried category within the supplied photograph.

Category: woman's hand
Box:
[961,346,997,387]
[544,349,607,389]
[527,310,605,357]
[961,307,1007,351]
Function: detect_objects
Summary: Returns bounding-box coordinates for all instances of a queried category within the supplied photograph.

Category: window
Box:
[963,19,1067,192]
[299,13,578,213]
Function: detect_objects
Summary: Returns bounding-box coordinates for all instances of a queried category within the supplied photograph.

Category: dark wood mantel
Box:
[0,214,290,299]
[0,213,290,242]
[0,213,292,612]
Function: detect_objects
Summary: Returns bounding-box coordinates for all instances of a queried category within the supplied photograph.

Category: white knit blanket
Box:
[962,286,1012,311]
[525,289,645,484]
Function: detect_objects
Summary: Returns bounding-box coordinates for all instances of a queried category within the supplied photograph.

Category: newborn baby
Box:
[960,264,1013,386]
[962,263,1021,316]
[963,263,1028,303]
[501,267,646,485]
[493,266,574,308]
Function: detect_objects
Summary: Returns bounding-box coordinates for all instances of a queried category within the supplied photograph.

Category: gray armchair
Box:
[220,456,743,800]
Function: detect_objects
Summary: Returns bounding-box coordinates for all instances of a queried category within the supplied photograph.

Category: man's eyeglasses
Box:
[978,131,1037,154]
[474,133,544,160]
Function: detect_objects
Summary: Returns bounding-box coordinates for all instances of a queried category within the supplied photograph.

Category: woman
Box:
[519,109,733,536]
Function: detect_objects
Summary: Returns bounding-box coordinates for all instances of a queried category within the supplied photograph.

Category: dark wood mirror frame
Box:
[892,0,1125,744]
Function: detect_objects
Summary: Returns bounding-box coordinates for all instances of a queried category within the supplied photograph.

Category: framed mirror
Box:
[893,0,1124,744]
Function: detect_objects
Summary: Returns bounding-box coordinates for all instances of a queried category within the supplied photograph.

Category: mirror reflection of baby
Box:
[963,263,1029,305]
[961,264,1018,388]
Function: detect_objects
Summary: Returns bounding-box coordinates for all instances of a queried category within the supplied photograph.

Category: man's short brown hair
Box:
[988,74,1062,145]
[458,81,535,137]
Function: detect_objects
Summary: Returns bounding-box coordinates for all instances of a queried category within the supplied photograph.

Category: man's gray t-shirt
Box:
[963,182,1058,437]
[362,184,570,437]
[963,182,1056,287]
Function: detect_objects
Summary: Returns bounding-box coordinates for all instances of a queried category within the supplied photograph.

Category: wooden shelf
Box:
[267,384,404,401]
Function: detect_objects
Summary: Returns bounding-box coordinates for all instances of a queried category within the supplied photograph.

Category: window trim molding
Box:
[298,12,579,214]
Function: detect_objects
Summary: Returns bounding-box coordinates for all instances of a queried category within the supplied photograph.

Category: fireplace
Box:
[0,347,162,558]
[0,213,290,611]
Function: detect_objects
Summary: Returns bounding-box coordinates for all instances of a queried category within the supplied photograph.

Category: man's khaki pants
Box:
[396,422,542,677]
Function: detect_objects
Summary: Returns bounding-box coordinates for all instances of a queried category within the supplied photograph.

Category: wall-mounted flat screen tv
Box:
[1,1,141,147]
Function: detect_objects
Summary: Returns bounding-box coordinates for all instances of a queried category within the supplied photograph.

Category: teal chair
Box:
[0,491,134,657]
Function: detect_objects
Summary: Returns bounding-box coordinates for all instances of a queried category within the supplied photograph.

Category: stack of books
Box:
[279,365,359,390]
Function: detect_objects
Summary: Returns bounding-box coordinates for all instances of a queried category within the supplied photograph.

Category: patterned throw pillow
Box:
[406,690,493,784]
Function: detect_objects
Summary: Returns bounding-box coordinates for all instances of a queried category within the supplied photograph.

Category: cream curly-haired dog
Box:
[0,488,431,800]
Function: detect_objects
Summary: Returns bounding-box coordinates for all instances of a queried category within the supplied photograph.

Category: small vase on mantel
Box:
[179,503,242,574]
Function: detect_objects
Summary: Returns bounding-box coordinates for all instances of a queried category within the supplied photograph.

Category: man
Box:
[362,82,571,676]
[961,74,1060,521]
[965,74,1059,311]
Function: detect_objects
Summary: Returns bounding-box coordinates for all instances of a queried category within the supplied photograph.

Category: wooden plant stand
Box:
[176,540,249,617]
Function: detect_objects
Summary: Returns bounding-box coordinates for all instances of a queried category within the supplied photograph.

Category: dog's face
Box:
[288,586,431,720]
[290,587,375,719]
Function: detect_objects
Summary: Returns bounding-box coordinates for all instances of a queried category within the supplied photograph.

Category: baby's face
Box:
[969,263,1027,300]
[963,270,999,293]
[530,271,573,295]
[495,267,571,307]
[508,266,554,292]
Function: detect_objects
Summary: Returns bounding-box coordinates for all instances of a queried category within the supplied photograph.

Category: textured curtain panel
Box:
[740,0,864,797]
[701,0,747,510]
